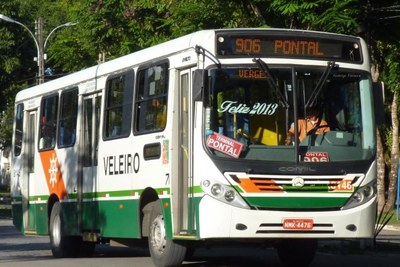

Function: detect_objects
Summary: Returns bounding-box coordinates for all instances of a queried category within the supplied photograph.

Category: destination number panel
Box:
[216,31,362,63]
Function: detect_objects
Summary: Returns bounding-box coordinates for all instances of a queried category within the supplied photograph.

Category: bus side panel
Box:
[62,201,79,235]
[96,134,171,239]
[98,198,140,238]
[96,137,142,238]
[34,201,48,235]
[81,200,98,231]
[54,145,80,235]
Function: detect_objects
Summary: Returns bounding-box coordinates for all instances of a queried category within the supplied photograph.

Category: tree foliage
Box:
[0,0,400,207]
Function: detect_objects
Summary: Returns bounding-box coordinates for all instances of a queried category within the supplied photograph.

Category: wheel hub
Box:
[52,214,61,246]
[150,214,166,254]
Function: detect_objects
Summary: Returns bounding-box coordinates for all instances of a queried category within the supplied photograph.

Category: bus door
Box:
[173,69,195,235]
[79,93,101,231]
[22,110,37,233]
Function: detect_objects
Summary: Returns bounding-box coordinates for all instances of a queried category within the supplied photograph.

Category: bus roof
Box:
[15,28,365,103]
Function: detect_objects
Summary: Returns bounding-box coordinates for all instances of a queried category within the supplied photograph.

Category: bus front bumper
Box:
[198,195,376,239]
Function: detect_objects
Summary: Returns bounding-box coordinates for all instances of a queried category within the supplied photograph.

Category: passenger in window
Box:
[59,121,76,146]
[151,98,167,129]
[40,124,55,149]
[285,107,330,145]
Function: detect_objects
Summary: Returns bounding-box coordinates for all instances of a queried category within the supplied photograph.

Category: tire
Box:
[276,239,317,267]
[49,202,80,257]
[148,200,186,267]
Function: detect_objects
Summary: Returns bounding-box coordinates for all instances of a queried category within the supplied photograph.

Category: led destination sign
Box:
[216,32,362,63]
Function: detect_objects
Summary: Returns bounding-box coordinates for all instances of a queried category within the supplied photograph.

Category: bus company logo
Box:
[48,153,58,188]
[292,177,305,187]
[39,150,67,198]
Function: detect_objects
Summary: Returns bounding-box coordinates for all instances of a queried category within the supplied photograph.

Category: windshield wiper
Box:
[305,61,337,108]
[253,58,289,108]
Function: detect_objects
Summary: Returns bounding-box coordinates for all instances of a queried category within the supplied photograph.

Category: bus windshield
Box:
[204,65,375,162]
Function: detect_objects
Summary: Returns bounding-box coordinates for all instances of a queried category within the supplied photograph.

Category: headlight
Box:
[224,190,236,202]
[342,181,376,210]
[201,179,250,209]
[211,184,223,196]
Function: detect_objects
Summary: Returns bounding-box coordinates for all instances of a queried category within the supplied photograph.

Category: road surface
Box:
[1,218,400,267]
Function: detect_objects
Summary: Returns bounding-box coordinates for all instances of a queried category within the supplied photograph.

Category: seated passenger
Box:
[285,107,330,145]
[152,98,167,129]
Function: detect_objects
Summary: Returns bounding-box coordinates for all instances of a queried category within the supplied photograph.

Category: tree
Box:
[366,0,400,211]
[0,0,37,148]
[0,0,399,209]
[0,0,75,148]
[48,0,263,72]
[250,0,400,211]
[379,42,400,211]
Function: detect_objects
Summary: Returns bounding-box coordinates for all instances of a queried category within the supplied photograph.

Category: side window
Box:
[104,70,134,139]
[58,88,78,147]
[13,103,24,156]
[39,94,58,150]
[135,62,169,133]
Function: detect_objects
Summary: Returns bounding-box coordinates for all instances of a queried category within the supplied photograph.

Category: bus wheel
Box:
[49,202,79,257]
[276,239,317,267]
[148,200,186,267]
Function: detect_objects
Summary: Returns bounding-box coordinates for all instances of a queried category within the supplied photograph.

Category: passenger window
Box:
[135,62,169,133]
[104,70,134,139]
[39,94,58,150]
[58,88,78,147]
[13,103,24,156]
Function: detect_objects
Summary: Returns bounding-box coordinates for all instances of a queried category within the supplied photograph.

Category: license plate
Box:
[283,219,314,230]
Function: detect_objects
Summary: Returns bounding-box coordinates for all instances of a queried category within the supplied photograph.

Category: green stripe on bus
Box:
[244,196,348,208]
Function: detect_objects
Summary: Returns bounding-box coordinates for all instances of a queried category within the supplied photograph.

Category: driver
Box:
[285,107,330,145]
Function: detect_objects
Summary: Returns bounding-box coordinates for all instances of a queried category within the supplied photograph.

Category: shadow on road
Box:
[2,218,400,267]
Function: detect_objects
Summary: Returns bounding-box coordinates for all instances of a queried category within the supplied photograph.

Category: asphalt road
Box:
[1,218,400,267]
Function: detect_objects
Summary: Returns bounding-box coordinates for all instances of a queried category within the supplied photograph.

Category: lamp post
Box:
[0,14,76,84]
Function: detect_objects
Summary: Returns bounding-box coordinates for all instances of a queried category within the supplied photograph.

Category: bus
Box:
[11,28,379,267]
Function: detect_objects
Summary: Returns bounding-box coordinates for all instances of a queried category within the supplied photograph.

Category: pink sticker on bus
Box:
[206,132,243,158]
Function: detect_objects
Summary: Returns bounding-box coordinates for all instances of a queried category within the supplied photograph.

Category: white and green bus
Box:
[11,28,379,267]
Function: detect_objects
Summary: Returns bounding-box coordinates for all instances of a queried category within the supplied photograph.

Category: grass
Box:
[381,210,400,227]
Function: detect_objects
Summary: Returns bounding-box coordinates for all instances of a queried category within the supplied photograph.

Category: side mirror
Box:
[373,82,385,125]
[193,69,208,102]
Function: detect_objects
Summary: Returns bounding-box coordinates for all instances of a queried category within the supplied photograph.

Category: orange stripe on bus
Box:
[239,178,283,193]
[238,179,262,192]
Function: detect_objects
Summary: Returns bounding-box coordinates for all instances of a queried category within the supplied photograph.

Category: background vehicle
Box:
[11,28,379,267]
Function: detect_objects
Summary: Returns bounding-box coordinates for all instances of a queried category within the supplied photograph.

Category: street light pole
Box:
[35,17,45,85]
[0,14,76,84]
